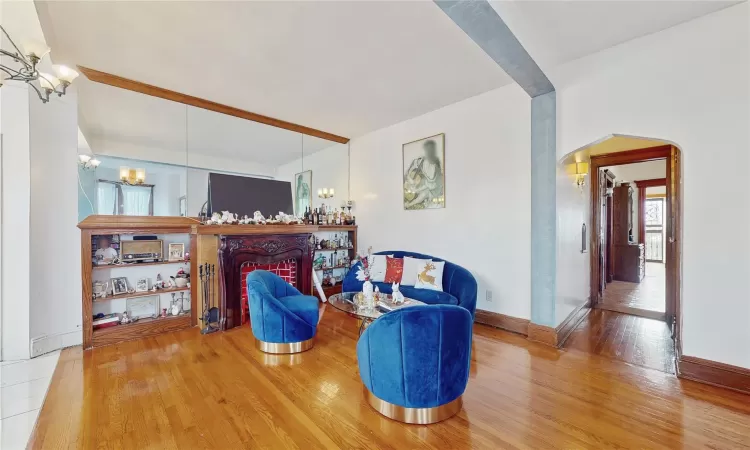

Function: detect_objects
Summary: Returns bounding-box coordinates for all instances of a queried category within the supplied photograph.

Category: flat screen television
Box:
[207,173,293,218]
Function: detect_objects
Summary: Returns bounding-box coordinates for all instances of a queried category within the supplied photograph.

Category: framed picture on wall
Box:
[403,133,445,210]
[294,170,312,216]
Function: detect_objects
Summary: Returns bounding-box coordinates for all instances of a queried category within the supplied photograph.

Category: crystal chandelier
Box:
[0,25,78,103]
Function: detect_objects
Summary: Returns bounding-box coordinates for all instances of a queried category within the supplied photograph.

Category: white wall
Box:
[29,86,82,351]
[551,3,750,367]
[349,84,532,319]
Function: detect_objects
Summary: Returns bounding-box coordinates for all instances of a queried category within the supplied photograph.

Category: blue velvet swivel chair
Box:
[342,251,478,319]
[357,305,472,424]
[245,270,319,354]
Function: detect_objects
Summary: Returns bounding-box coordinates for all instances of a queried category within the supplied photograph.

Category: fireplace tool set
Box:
[199,263,220,334]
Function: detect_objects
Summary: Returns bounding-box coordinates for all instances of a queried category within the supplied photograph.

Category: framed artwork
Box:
[111,277,128,295]
[403,133,445,210]
[168,243,185,261]
[127,296,159,320]
[136,277,149,292]
[294,170,312,216]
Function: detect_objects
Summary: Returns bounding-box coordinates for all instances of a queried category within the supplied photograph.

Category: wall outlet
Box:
[486,290,492,302]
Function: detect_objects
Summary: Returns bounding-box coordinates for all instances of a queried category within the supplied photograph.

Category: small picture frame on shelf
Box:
[127,296,160,320]
[111,277,128,295]
[135,277,149,292]
[168,243,185,261]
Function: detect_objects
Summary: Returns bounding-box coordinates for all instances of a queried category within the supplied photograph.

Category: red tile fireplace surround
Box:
[218,233,313,330]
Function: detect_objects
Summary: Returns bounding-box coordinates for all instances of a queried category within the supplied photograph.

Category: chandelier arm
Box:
[0,26,32,66]
[27,82,49,103]
[0,65,24,78]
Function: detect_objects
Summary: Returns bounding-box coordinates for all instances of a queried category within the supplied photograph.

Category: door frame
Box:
[589,145,682,351]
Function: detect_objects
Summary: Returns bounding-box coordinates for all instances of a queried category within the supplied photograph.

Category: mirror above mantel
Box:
[76,72,350,222]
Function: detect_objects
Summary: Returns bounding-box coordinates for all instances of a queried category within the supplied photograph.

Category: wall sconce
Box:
[120,166,145,185]
[77,154,100,170]
[318,188,334,199]
[574,162,588,189]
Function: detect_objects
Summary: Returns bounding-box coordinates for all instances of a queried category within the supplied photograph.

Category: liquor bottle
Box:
[313,208,318,225]
[337,211,342,225]
[318,209,324,225]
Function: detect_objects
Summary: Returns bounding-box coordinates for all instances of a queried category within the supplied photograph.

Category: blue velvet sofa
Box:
[357,304,472,424]
[245,270,319,354]
[342,251,477,319]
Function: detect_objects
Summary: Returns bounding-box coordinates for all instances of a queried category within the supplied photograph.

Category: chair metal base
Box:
[363,387,463,424]
[254,337,314,354]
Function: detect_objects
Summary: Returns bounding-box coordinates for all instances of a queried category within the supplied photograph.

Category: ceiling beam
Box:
[434,0,554,97]
[77,66,350,144]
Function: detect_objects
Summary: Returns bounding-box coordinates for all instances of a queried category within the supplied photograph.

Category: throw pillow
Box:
[401,256,431,286]
[414,260,445,291]
[369,254,393,282]
[383,257,404,284]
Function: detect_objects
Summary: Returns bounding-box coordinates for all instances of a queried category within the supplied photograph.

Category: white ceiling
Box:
[489,0,741,71]
[37,0,740,145]
[37,0,512,139]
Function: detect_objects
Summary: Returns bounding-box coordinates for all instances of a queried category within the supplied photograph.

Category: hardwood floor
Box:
[29,307,750,449]
[600,262,665,314]
[564,309,676,374]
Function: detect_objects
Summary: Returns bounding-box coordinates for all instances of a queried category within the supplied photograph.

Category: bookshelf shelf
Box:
[93,260,189,271]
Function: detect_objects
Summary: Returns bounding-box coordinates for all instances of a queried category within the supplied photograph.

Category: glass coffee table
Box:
[328,291,425,335]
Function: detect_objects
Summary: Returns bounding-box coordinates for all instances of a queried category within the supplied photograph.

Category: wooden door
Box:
[665,146,682,341]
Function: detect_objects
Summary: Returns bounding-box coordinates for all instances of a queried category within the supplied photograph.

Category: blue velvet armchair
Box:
[342,251,478,319]
[245,270,319,354]
[357,305,472,424]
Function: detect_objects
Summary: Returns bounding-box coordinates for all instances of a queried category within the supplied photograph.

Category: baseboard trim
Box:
[677,355,750,395]
[527,299,591,348]
[527,323,558,346]
[30,330,82,358]
[556,300,591,347]
[475,310,529,336]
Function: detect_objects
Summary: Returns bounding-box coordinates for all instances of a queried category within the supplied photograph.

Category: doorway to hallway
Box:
[573,142,682,375]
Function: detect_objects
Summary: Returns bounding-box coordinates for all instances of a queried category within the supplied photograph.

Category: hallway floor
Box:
[601,262,665,313]
[565,309,675,374]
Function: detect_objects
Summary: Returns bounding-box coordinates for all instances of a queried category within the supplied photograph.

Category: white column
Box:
[1,83,32,360]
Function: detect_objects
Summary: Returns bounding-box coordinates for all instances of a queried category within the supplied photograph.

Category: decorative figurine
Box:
[120,311,131,324]
[221,210,237,224]
[161,308,168,318]
[170,293,182,316]
[392,283,405,304]
[253,211,266,223]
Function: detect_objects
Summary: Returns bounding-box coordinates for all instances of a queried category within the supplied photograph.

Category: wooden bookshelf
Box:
[93,260,189,271]
[79,216,196,349]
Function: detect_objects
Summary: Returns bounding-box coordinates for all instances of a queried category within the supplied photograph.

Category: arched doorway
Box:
[559,135,682,373]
